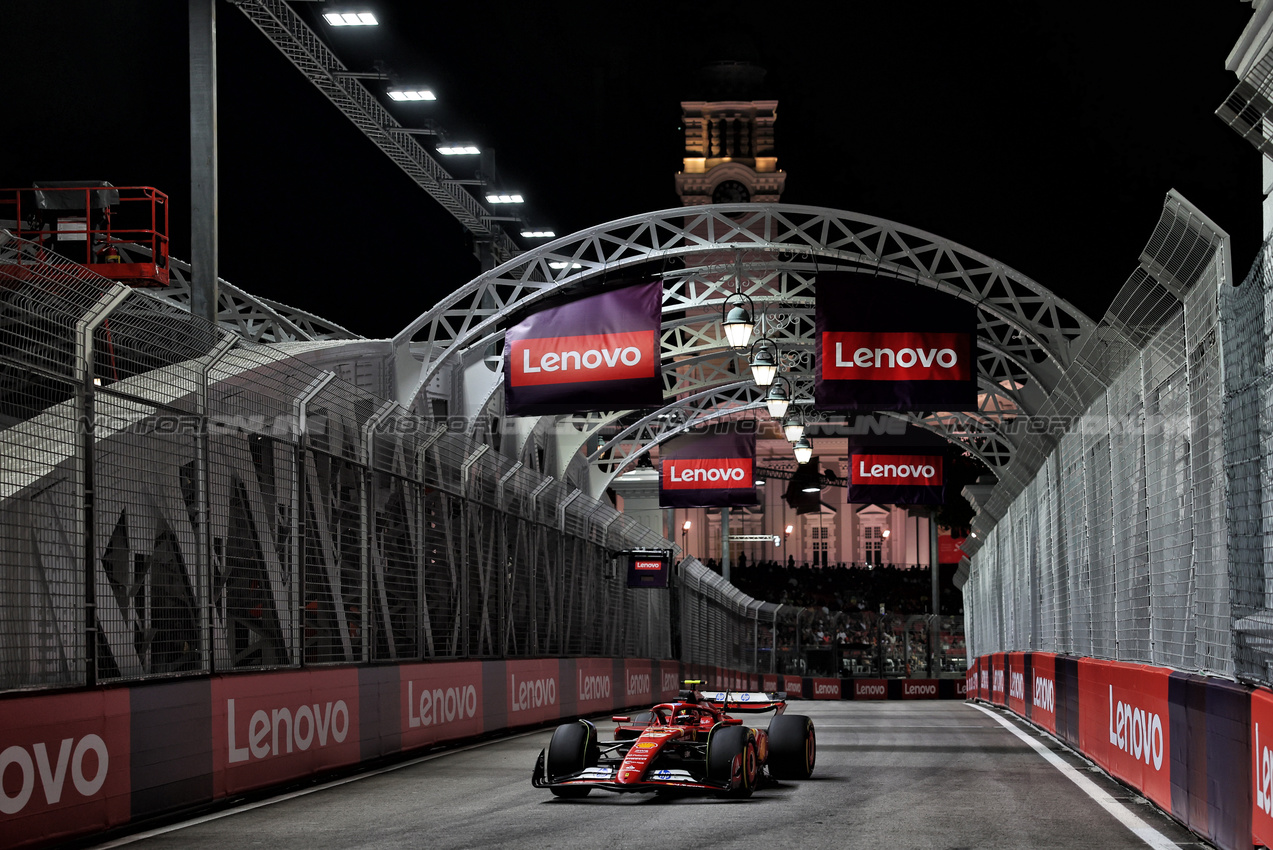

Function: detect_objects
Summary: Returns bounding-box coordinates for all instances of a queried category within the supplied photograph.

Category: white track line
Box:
[969,703,1180,850]
[88,726,553,849]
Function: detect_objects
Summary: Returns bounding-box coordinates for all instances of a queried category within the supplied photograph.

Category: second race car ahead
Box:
[531,682,815,798]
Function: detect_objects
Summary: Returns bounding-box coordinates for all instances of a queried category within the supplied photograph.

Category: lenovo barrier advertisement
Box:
[815,270,977,410]
[503,280,664,415]
[847,449,945,505]
[659,428,758,508]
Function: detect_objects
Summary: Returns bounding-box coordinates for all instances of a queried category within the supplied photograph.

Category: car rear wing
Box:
[698,691,788,713]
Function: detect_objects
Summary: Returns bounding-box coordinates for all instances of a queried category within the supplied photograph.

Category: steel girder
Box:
[230,0,520,266]
[83,238,363,343]
[582,377,1021,491]
[395,204,1096,405]
[395,205,1093,497]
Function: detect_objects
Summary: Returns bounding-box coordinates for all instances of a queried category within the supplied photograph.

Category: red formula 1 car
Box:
[531,682,815,798]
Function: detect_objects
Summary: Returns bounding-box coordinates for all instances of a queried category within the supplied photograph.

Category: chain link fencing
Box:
[961,193,1249,681]
[0,232,786,692]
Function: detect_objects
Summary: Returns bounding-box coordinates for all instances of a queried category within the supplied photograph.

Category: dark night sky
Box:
[1,2,1261,338]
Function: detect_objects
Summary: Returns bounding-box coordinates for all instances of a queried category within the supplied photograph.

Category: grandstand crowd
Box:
[702,556,963,616]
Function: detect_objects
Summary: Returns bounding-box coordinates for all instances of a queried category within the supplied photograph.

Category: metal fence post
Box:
[75,287,130,688]
[497,462,524,658]
[459,445,490,658]
[198,334,235,673]
[556,489,582,656]
[292,373,335,666]
[361,401,398,662]
[416,425,447,658]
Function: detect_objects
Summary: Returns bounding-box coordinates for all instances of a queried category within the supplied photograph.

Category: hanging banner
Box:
[847,449,945,504]
[659,429,758,508]
[815,270,978,410]
[503,280,663,415]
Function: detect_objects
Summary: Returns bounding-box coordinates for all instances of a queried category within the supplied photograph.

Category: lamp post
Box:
[682,519,692,558]
[784,524,793,567]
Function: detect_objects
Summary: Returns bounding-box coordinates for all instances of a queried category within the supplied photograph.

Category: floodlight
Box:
[388,89,436,101]
[324,11,378,26]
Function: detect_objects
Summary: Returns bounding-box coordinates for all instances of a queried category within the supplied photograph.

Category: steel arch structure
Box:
[393,204,1097,493]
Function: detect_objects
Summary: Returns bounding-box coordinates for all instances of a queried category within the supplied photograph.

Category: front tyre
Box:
[767,714,816,780]
[546,721,598,798]
[707,726,758,798]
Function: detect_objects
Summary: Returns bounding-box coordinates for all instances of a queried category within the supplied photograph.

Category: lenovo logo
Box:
[663,459,752,490]
[903,682,936,697]
[0,735,109,814]
[408,681,478,728]
[852,455,941,486]
[1108,686,1163,771]
[813,682,840,697]
[510,674,557,711]
[662,672,678,694]
[1009,671,1025,702]
[822,331,970,381]
[509,331,655,387]
[627,673,651,697]
[992,669,1005,694]
[633,560,663,571]
[227,698,349,764]
[579,671,612,701]
[855,682,886,697]
[1032,675,1055,714]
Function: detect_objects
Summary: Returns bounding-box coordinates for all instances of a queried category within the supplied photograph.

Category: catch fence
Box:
[961,193,1268,684]
[0,232,749,691]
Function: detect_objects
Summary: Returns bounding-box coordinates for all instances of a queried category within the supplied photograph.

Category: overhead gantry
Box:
[391,203,1099,507]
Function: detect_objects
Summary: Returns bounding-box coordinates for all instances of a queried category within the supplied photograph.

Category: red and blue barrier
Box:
[1,655,969,848]
[969,652,1259,850]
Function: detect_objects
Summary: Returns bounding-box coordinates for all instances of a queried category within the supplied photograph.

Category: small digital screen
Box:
[627,551,669,588]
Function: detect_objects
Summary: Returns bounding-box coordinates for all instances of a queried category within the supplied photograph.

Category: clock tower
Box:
[675,62,786,206]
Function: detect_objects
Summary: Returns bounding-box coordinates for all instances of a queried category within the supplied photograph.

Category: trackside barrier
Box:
[968,654,1254,850]
[0,657,713,849]
[773,675,965,701]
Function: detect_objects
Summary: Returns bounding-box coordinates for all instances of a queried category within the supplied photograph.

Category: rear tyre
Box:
[767,714,816,780]
[546,721,598,798]
[706,725,758,798]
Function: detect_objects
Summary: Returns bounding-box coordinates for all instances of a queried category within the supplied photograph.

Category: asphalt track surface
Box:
[90,701,1207,850]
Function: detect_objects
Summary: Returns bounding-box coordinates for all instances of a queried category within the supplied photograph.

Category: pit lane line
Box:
[969,703,1179,850]
[86,724,565,849]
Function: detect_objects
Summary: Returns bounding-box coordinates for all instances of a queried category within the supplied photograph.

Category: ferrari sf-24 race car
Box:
[531,682,815,798]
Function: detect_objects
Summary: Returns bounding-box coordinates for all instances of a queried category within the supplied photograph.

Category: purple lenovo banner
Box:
[815,270,978,411]
[847,448,946,505]
[503,281,664,416]
[659,429,758,508]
